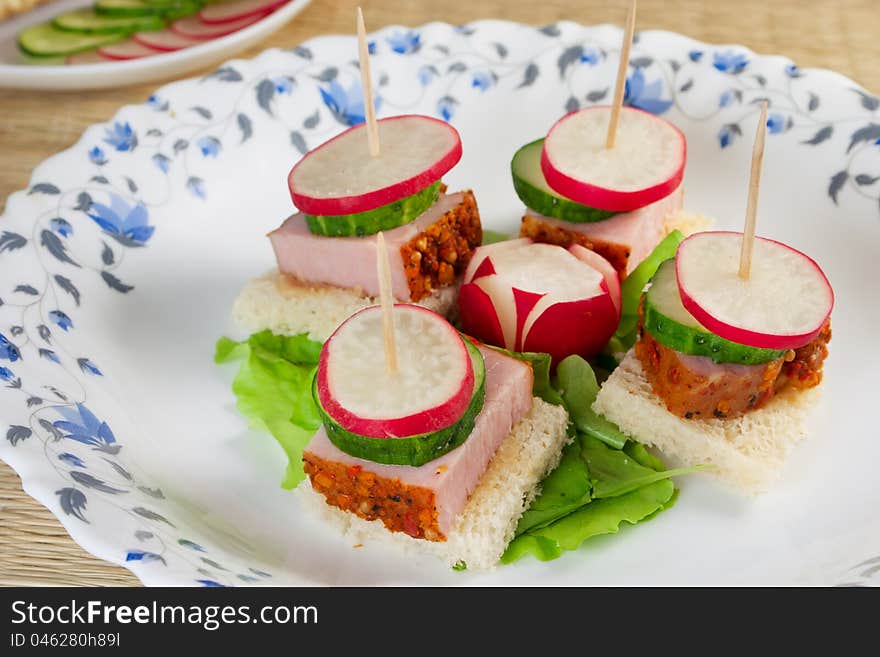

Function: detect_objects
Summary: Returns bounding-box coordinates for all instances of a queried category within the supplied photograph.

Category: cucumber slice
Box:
[18,23,125,57]
[643,259,785,365]
[95,0,199,17]
[53,9,165,34]
[156,0,203,21]
[95,0,164,16]
[305,181,441,237]
[511,139,616,223]
[318,340,486,466]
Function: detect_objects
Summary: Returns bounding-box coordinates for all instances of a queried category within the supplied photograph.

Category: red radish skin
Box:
[458,239,620,361]
[171,12,267,40]
[462,239,530,350]
[569,244,621,315]
[470,256,496,280]
[512,288,543,350]
[97,39,163,61]
[472,276,517,350]
[458,285,506,350]
[134,29,203,52]
[541,106,687,212]
[520,287,619,363]
[199,0,289,24]
[463,237,529,284]
[676,231,834,350]
[288,115,463,216]
[316,305,475,439]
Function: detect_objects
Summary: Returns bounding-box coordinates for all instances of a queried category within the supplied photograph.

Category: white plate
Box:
[1,19,879,586]
[0,0,311,90]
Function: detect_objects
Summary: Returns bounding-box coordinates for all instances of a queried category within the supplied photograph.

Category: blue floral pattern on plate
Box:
[1,20,878,587]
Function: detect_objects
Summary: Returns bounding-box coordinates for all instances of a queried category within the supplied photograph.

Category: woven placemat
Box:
[1,0,877,588]
[0,464,140,586]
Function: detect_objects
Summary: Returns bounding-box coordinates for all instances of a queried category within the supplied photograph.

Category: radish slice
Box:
[199,0,289,24]
[97,39,163,61]
[171,12,267,40]
[316,305,474,439]
[676,231,834,350]
[66,50,106,65]
[288,115,463,216]
[133,29,202,52]
[542,106,686,212]
[459,239,620,362]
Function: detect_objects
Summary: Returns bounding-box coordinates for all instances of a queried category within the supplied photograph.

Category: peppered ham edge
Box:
[269,189,482,302]
[635,311,831,420]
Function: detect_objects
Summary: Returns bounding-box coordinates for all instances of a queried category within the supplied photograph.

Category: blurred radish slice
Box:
[134,29,202,52]
[199,0,289,24]
[170,12,267,40]
[676,231,834,349]
[542,106,686,212]
[97,39,163,61]
[66,49,106,65]
[459,239,620,362]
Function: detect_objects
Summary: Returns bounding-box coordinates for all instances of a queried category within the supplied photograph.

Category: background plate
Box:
[1,19,879,586]
[0,0,311,90]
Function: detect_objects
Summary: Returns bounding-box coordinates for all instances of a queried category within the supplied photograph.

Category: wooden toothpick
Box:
[375,232,399,375]
[605,0,637,149]
[739,101,768,280]
[357,7,380,157]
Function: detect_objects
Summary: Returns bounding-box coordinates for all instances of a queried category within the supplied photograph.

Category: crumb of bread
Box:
[664,211,713,236]
[294,398,570,570]
[593,351,820,493]
[233,270,458,342]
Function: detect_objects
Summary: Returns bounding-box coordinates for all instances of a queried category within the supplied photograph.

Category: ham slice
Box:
[270,193,465,301]
[634,328,783,419]
[303,345,534,538]
[520,184,684,276]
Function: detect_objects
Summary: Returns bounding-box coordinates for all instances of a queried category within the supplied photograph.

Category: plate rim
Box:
[0,0,313,91]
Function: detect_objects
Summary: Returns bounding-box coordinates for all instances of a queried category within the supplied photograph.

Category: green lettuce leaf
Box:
[623,440,666,472]
[501,479,676,563]
[504,355,703,564]
[485,345,563,405]
[514,440,592,535]
[481,229,510,245]
[215,331,322,489]
[214,331,698,564]
[614,230,685,351]
[555,355,628,449]
[581,434,705,499]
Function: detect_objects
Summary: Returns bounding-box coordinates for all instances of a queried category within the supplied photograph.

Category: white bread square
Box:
[295,398,570,570]
[233,270,458,342]
[593,351,820,493]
